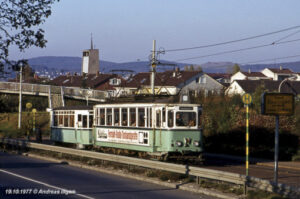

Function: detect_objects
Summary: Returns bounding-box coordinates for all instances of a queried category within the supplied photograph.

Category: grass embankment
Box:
[0,112,50,138]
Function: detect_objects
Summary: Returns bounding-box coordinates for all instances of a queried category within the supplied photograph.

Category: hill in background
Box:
[14,56,300,76]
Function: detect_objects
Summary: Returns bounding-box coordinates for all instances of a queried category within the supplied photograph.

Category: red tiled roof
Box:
[241,71,267,77]
[50,74,117,89]
[235,79,300,94]
[207,73,231,79]
[268,68,293,74]
[120,70,202,88]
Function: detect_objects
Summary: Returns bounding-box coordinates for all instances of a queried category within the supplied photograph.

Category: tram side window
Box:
[138,108,145,127]
[130,108,136,126]
[78,114,82,127]
[156,110,161,127]
[54,114,58,126]
[64,115,68,127]
[100,109,105,125]
[83,115,87,128]
[168,110,174,127]
[89,115,93,128]
[107,108,112,126]
[96,108,99,126]
[59,115,63,127]
[148,108,152,128]
[121,108,128,126]
[114,108,120,126]
[70,115,74,127]
[162,108,166,124]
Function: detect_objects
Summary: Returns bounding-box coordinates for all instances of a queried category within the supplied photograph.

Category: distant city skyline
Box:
[8,0,300,65]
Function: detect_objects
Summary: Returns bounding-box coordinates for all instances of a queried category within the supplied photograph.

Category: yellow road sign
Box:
[262,93,294,115]
[242,93,252,105]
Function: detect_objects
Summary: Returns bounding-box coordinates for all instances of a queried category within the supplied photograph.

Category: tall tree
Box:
[231,64,240,74]
[0,0,59,74]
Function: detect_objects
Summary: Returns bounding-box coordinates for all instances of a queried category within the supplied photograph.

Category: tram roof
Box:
[53,105,93,111]
[93,103,201,107]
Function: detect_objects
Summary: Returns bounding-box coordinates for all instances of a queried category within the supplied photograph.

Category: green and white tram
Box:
[51,106,94,148]
[93,103,203,159]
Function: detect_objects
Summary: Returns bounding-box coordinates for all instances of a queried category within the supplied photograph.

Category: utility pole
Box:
[150,40,156,95]
[18,64,23,129]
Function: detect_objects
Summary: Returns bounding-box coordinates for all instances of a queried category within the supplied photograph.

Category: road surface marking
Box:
[0,169,95,199]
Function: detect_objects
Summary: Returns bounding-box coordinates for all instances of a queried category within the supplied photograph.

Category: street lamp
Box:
[18,62,24,129]
[278,76,297,92]
[273,76,297,185]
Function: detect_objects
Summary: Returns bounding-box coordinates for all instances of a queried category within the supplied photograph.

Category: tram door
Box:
[75,111,89,145]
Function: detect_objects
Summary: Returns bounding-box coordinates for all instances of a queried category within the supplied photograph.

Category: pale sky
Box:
[9,0,300,65]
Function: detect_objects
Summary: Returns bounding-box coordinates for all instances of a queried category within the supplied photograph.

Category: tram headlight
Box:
[193,141,200,147]
[176,141,183,147]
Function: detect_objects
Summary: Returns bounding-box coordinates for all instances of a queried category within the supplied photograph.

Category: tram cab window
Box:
[107,108,112,126]
[176,112,196,127]
[100,109,105,125]
[138,108,145,127]
[114,108,120,126]
[168,110,174,127]
[121,108,128,126]
[130,108,136,126]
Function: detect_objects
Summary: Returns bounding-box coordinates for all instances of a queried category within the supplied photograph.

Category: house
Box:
[50,73,123,97]
[296,73,300,81]
[230,71,270,82]
[115,69,225,97]
[261,67,294,81]
[226,79,300,96]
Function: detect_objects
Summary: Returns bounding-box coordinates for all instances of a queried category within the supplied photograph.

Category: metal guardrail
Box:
[0,81,108,101]
[1,138,299,198]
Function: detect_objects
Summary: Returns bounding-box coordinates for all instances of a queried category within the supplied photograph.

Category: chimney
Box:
[280,66,282,70]
[248,68,251,73]
[96,71,99,77]
[34,73,38,80]
[173,67,180,77]
[67,72,70,77]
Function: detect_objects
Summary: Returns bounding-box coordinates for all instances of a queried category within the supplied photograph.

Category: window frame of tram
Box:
[175,111,197,127]
[138,108,145,127]
[129,108,136,127]
[121,108,128,126]
[53,111,75,128]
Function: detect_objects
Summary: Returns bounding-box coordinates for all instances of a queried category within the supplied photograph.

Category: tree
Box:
[196,65,203,72]
[230,64,240,74]
[0,0,59,74]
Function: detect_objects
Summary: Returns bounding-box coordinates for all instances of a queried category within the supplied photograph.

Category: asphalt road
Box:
[0,152,216,199]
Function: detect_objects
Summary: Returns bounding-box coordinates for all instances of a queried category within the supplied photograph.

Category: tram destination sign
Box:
[261,93,295,116]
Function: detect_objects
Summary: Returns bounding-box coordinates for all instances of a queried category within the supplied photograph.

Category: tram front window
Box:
[176,112,196,127]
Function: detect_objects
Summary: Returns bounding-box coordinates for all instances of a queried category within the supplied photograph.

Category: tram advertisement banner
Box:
[96,128,149,146]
